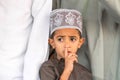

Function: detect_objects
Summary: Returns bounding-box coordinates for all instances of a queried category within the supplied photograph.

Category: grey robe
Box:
[39,54,92,80]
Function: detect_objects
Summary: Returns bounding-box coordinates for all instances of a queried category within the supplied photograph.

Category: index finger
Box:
[64,48,68,58]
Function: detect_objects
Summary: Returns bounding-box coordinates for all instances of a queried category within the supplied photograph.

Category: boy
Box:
[39,9,92,80]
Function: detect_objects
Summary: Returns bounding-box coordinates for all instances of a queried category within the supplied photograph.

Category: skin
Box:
[49,28,85,80]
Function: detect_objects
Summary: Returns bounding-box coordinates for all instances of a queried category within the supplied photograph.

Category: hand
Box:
[60,48,78,80]
[64,48,78,73]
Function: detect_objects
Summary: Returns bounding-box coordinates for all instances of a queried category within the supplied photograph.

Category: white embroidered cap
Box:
[50,9,82,35]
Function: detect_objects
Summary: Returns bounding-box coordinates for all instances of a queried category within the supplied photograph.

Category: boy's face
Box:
[49,28,84,60]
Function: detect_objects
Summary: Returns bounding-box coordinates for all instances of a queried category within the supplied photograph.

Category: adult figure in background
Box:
[0,0,52,80]
[52,0,120,80]
[98,0,120,80]
[85,0,120,80]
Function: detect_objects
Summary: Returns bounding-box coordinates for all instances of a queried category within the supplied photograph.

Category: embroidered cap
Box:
[50,9,82,35]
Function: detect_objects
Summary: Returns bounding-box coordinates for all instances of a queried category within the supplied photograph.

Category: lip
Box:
[63,50,72,54]
[67,51,71,53]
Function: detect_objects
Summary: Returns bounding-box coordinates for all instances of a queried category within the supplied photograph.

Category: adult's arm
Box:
[23,0,52,80]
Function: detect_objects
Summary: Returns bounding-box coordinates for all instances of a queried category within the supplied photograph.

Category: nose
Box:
[64,44,70,48]
[64,39,70,48]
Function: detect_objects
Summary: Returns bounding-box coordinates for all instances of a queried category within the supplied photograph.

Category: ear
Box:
[78,38,85,48]
[49,38,55,49]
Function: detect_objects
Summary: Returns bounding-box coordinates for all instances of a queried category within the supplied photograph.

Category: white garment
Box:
[0,0,52,80]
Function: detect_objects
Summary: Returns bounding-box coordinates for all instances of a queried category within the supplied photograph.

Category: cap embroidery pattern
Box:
[54,13,64,27]
[65,12,76,25]
[50,9,82,35]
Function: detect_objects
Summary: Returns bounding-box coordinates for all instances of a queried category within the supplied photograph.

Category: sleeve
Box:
[39,64,57,80]
[23,0,52,80]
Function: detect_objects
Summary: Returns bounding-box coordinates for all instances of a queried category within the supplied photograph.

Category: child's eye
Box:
[57,37,63,42]
[70,37,76,42]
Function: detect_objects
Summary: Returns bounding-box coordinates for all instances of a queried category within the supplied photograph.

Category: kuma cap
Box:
[50,9,82,35]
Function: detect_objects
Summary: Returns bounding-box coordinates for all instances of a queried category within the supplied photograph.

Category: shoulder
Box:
[39,60,58,80]
[39,60,55,77]
[40,54,59,73]
[40,60,55,70]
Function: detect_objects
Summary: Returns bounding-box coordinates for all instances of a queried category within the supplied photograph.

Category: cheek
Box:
[72,43,80,51]
[55,43,63,51]
[73,46,79,51]
[55,47,65,58]
[54,42,61,48]
[77,41,82,48]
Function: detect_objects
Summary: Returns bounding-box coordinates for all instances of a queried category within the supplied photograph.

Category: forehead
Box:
[54,28,80,36]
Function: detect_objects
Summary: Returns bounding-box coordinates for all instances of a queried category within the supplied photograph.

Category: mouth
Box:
[67,51,71,54]
[63,49,72,55]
